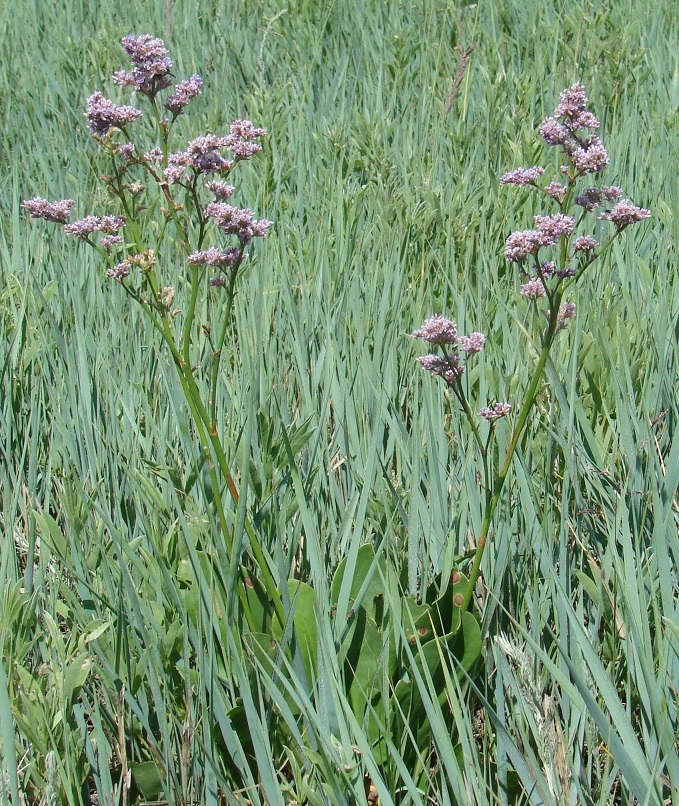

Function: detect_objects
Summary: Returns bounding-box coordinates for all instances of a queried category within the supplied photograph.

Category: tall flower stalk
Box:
[23,34,283,627]
[413,83,650,614]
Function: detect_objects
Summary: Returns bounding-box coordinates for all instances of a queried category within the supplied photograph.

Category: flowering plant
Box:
[23,34,283,627]
[413,83,650,612]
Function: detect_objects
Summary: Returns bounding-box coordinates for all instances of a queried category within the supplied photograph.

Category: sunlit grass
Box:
[1,0,677,803]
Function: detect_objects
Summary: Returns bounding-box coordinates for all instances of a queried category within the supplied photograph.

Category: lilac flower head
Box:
[114,142,137,162]
[209,275,228,288]
[101,234,123,249]
[417,354,464,385]
[229,120,266,140]
[544,182,567,202]
[411,315,459,344]
[534,213,575,242]
[205,180,235,200]
[520,277,547,299]
[479,403,511,421]
[64,214,126,238]
[500,166,545,186]
[458,332,487,354]
[85,91,142,137]
[572,236,598,252]
[601,186,623,202]
[113,34,173,96]
[163,164,187,185]
[107,261,131,281]
[144,147,163,163]
[556,302,576,330]
[599,199,651,228]
[21,197,75,224]
[225,137,263,160]
[206,203,273,243]
[539,117,570,146]
[504,229,545,263]
[171,134,233,174]
[554,83,588,118]
[165,75,203,115]
[572,110,600,130]
[571,137,609,175]
[64,215,105,237]
[187,246,242,267]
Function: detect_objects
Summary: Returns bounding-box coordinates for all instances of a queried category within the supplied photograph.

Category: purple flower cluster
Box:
[520,277,547,299]
[412,316,486,387]
[500,166,545,186]
[599,199,652,228]
[164,75,203,115]
[537,83,605,176]
[478,403,511,421]
[504,215,574,262]
[411,314,459,344]
[113,34,173,97]
[500,83,650,285]
[23,34,273,295]
[187,246,241,267]
[64,214,126,238]
[21,197,75,223]
[205,203,274,244]
[163,123,266,185]
[205,180,235,200]
[85,91,142,137]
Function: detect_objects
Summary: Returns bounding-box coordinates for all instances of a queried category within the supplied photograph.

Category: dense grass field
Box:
[1,0,678,803]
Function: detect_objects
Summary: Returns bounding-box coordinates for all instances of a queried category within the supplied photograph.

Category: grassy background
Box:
[1,0,678,803]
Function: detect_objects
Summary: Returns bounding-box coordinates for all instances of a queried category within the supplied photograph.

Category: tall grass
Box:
[1,0,677,803]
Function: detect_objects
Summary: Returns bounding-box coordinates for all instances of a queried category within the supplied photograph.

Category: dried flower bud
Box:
[128,249,156,271]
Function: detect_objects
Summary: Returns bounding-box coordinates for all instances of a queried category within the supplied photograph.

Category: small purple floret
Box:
[599,200,651,227]
[165,75,203,115]
[458,332,487,354]
[500,166,545,186]
[411,315,459,344]
[479,403,511,421]
[21,197,75,223]
[85,91,142,137]
[187,246,242,267]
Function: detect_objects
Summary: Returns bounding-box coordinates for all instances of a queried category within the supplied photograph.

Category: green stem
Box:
[208,251,244,427]
[459,302,561,614]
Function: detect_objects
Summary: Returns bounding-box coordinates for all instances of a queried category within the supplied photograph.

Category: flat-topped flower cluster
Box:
[22,34,272,291]
[413,83,650,429]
